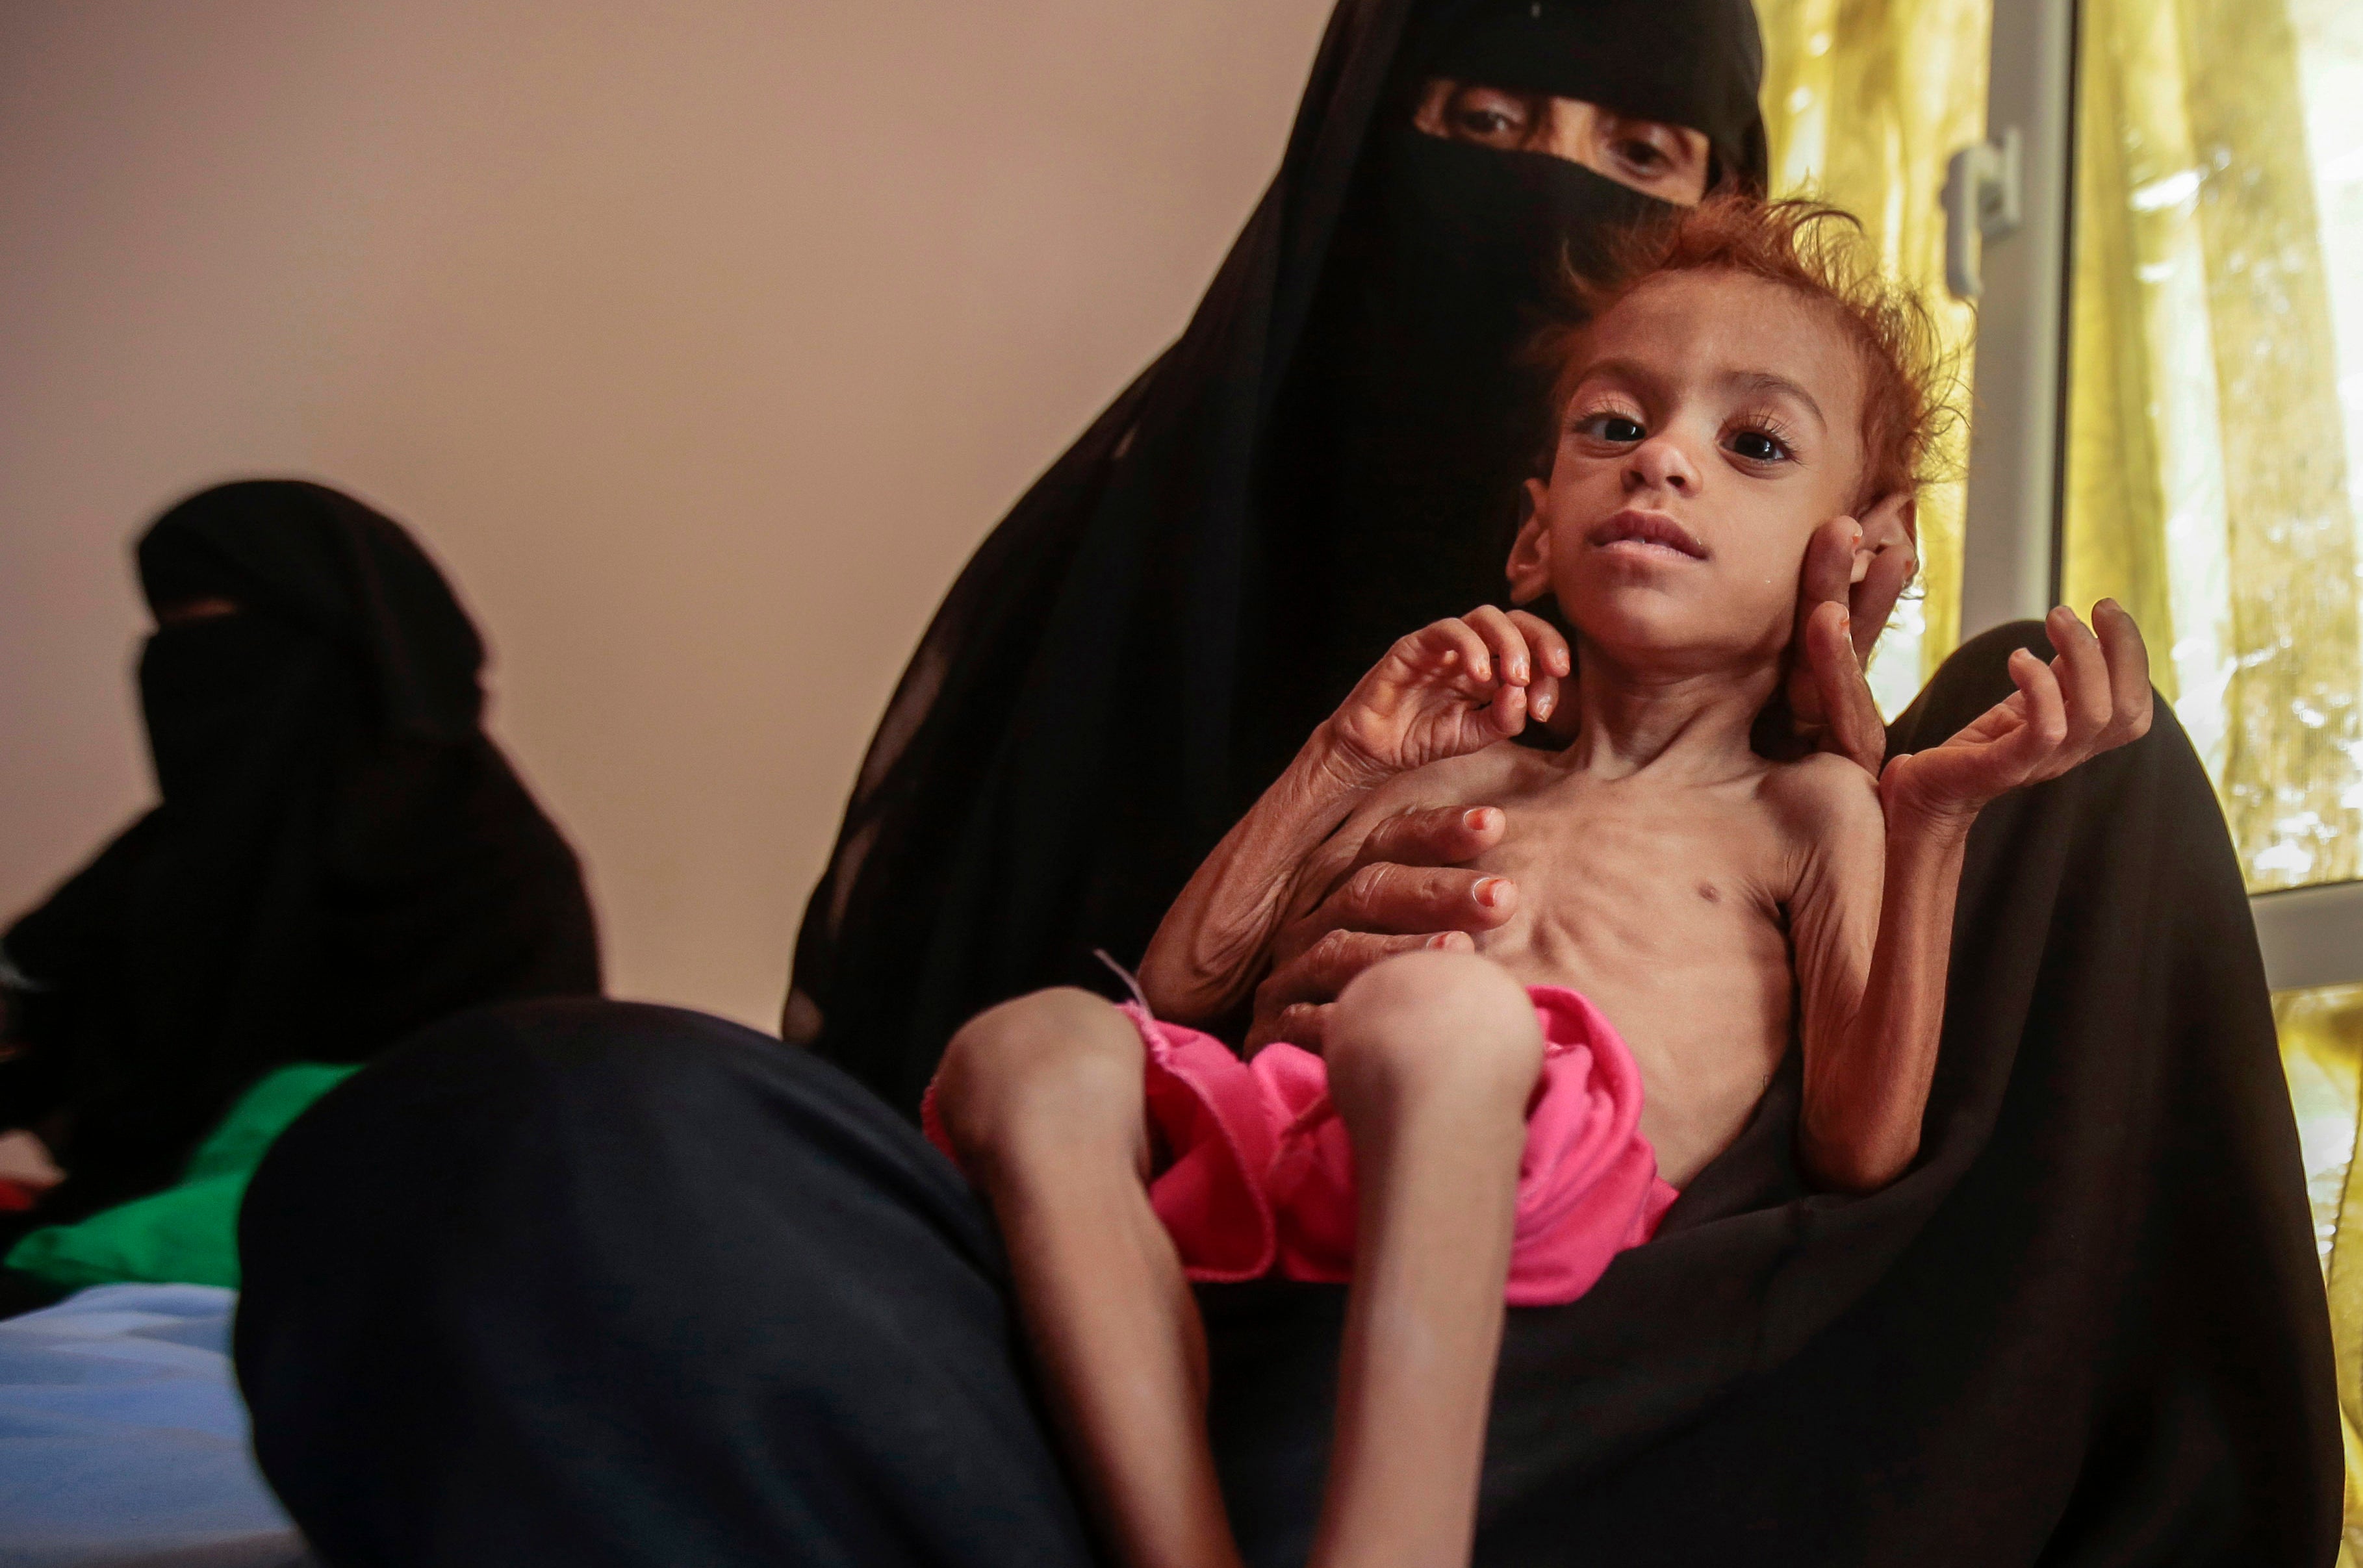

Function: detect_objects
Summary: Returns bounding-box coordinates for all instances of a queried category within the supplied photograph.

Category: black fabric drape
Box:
[1,480,600,1229]
[238,627,2339,1566]
[788,0,1769,1112]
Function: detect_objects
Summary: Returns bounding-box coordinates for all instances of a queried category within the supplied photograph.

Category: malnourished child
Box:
[926,197,2153,1568]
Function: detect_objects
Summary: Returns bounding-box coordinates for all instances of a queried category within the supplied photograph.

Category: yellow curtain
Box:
[1757,0,1991,714]
[2062,0,2362,892]
[2278,982,2363,1564]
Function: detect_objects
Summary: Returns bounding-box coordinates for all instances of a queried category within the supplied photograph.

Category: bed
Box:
[0,1285,312,1568]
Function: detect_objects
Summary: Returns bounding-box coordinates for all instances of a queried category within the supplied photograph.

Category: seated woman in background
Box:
[0,480,600,1298]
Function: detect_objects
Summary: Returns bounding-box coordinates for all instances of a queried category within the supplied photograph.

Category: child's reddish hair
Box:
[1530,196,1955,518]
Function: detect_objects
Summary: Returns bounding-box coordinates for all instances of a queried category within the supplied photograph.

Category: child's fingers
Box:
[2005,646,2069,771]
[2092,599,2154,746]
[1405,617,1493,685]
[2045,607,2113,753]
[1500,609,1567,722]
[1462,605,1532,687]
[1527,670,1563,724]
[1490,680,1529,737]
[1506,609,1572,679]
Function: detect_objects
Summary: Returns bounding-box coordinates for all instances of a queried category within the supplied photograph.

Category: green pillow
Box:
[5,1062,359,1291]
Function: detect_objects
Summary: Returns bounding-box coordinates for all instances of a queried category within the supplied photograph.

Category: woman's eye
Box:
[1611,138,1668,173]
[1444,88,1536,143]
[1729,429,1791,463]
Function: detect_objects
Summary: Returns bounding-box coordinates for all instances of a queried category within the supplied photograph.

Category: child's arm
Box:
[1785,759,1962,1193]
[1140,608,1566,1024]
[1791,604,2152,1192]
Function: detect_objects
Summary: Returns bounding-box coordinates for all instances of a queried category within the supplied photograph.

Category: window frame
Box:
[1961,0,2363,986]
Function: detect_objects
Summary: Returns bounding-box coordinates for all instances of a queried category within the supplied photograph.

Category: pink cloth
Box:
[925,985,1676,1308]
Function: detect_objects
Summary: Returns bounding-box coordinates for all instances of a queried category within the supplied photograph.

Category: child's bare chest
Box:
[1464,779,1791,999]
[1358,757,1803,1185]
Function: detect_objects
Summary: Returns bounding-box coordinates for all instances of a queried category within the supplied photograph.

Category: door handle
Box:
[1944,127,2025,299]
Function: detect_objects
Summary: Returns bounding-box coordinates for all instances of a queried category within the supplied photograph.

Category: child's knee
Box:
[935,988,1143,1165]
[1326,952,1543,1112]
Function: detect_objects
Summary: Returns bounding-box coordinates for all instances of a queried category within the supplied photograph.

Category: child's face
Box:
[1510,270,1871,677]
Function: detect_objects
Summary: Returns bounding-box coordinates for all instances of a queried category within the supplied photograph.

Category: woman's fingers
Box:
[1255,1002,1334,1054]
[1346,804,1505,876]
[1802,598,1886,778]
[2045,607,2113,755]
[1851,537,1916,666]
[1257,928,1470,1017]
[1253,808,1513,1044]
[1321,861,1518,935]
[1796,516,1858,638]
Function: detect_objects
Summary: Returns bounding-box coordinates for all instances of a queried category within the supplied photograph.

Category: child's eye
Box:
[1728,429,1793,464]
[1576,413,1647,444]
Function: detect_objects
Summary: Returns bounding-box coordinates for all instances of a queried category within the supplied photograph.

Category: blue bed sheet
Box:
[0,1284,311,1568]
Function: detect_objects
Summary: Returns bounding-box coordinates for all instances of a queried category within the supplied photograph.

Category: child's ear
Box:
[1856,490,1917,583]
[1506,479,1554,604]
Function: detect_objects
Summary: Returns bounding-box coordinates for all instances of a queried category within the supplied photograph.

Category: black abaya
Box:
[1,480,600,1232]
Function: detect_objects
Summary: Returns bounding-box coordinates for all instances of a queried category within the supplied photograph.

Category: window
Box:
[2061,0,2363,895]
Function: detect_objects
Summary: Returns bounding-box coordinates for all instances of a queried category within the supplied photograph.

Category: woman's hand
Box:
[1324,608,1570,784]
[1244,805,1518,1050]
[1880,602,2152,828]
[1787,509,1919,778]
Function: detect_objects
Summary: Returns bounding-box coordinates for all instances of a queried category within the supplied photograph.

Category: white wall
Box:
[0,1,1335,1029]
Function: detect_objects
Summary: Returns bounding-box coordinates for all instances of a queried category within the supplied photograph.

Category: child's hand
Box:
[1324,607,1571,781]
[1881,602,2152,827]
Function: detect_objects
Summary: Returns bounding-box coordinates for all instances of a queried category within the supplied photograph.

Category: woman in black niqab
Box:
[789,0,1770,1111]
[0,480,600,1236]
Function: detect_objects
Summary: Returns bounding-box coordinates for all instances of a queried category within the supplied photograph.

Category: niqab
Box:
[1,480,601,1224]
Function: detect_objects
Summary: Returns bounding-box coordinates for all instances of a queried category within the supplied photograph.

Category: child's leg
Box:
[932,989,1243,1568]
[1312,952,1545,1568]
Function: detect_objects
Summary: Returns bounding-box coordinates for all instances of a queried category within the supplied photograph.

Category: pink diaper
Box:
[925,985,1676,1308]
